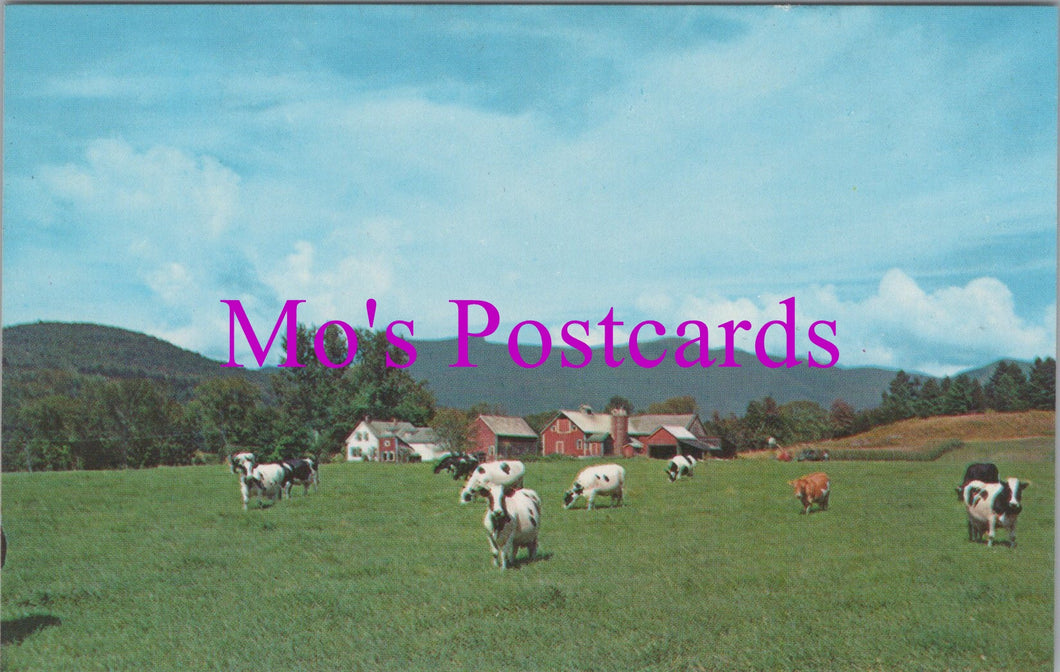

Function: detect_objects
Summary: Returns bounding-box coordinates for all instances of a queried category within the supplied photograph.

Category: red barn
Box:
[540,406,722,459]
[471,415,538,461]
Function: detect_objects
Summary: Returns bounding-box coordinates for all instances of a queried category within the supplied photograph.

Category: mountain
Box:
[2,322,1034,417]
[2,322,272,400]
[403,337,901,416]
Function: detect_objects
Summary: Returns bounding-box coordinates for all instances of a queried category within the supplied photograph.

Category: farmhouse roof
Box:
[478,415,537,439]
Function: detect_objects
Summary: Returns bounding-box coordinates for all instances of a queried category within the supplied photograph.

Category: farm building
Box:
[344,417,446,463]
[540,406,728,459]
[471,415,539,460]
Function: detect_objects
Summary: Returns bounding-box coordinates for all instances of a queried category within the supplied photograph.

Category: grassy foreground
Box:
[1,442,1054,672]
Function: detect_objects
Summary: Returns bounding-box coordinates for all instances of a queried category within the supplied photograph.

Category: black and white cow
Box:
[479,483,541,570]
[666,455,696,482]
[459,461,526,504]
[280,457,319,496]
[563,464,626,510]
[962,477,1028,547]
[955,462,999,501]
[434,452,480,481]
[229,451,289,509]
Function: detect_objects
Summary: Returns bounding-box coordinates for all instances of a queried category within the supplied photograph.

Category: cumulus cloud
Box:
[664,269,1055,376]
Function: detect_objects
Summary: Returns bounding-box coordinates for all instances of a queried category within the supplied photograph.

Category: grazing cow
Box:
[563,464,626,510]
[480,483,541,570]
[962,477,1028,547]
[434,452,480,481]
[666,455,696,482]
[955,462,999,501]
[280,457,319,496]
[459,461,525,504]
[788,472,830,514]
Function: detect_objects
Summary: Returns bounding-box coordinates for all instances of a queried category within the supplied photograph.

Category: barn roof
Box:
[557,409,699,438]
[478,415,537,438]
[629,414,697,435]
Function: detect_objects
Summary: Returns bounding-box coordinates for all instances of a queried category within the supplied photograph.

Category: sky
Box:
[3,5,1056,377]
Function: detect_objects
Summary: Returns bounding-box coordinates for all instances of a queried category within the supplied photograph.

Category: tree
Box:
[829,399,857,438]
[82,379,195,469]
[916,378,943,418]
[941,374,973,416]
[880,371,919,423]
[779,400,830,444]
[189,377,263,457]
[272,324,437,460]
[984,361,1029,412]
[1026,357,1056,411]
[432,407,474,454]
[604,396,634,413]
[742,396,786,447]
[647,395,697,415]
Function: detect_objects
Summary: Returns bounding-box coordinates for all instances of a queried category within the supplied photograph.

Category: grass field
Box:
[1,441,1054,671]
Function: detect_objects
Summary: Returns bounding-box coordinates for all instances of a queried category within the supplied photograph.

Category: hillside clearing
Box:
[791,410,1054,455]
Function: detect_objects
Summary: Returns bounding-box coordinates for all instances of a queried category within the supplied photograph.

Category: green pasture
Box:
[1,442,1054,671]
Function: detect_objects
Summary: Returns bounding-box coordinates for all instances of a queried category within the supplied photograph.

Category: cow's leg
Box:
[821,492,830,511]
[488,536,501,568]
[527,540,538,562]
[587,492,595,511]
[987,516,997,547]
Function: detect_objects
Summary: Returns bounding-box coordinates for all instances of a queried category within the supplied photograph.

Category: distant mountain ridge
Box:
[1,322,1032,416]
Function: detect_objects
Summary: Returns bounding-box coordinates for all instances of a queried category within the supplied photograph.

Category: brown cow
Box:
[788,472,830,514]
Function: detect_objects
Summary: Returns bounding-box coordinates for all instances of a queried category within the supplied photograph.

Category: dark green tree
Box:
[984,361,1029,412]
[1026,357,1056,411]
[647,395,697,415]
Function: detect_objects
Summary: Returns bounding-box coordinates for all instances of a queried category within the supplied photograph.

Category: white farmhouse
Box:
[344,417,446,463]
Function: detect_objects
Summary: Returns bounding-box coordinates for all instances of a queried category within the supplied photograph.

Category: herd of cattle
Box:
[227,451,1030,569]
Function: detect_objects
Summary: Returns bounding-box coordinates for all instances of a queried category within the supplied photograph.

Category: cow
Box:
[280,457,319,496]
[788,472,830,514]
[459,460,525,504]
[479,483,541,570]
[955,462,999,501]
[962,477,1028,547]
[666,455,696,482]
[563,464,626,510]
[434,452,480,481]
[242,462,288,509]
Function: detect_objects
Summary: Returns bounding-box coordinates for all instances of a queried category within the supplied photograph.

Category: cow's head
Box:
[563,482,584,509]
[460,466,489,504]
[483,483,511,529]
[993,477,1028,515]
[229,452,256,477]
[788,478,808,501]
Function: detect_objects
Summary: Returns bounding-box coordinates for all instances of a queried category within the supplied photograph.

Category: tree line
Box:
[2,324,435,472]
[3,336,1054,472]
[703,357,1055,453]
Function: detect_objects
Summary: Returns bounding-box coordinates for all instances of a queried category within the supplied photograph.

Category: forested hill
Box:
[2,322,271,400]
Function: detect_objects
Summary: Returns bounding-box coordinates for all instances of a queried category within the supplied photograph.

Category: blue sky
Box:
[3,5,1056,376]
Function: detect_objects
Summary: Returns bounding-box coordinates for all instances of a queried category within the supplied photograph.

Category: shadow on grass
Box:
[1,614,62,645]
[506,551,554,570]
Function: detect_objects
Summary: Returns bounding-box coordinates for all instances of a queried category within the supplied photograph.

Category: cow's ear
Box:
[1020,481,1030,490]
